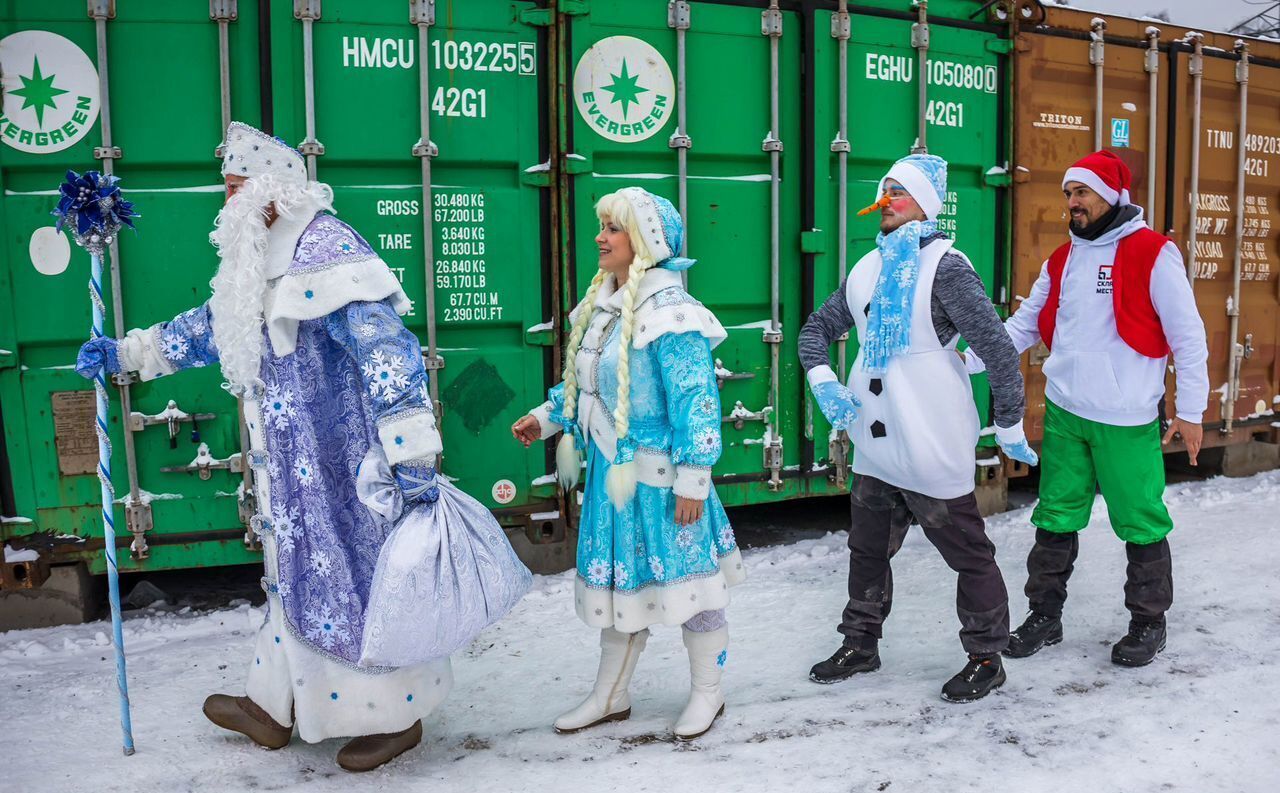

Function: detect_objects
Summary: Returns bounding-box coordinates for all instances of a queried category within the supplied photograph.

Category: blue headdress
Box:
[617,187,696,271]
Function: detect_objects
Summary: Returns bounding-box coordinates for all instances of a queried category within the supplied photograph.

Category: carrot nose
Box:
[857,194,892,216]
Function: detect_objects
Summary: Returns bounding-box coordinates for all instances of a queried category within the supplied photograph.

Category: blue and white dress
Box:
[531,267,745,633]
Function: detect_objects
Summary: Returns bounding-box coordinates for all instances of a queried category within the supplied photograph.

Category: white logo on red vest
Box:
[1096,264,1113,295]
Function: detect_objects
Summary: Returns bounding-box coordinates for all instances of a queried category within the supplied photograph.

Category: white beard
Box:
[209,184,272,395]
[207,174,333,395]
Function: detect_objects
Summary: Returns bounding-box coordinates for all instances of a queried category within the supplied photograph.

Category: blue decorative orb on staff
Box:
[55,169,138,756]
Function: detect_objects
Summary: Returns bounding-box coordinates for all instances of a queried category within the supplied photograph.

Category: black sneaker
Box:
[809,645,881,684]
[941,654,1006,703]
[1005,611,1063,658]
[1111,620,1166,667]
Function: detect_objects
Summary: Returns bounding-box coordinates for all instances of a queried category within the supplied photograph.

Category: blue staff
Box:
[54,170,139,755]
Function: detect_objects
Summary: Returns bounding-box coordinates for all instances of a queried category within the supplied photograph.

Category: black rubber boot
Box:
[809,645,881,684]
[941,654,1006,703]
[1111,620,1167,667]
[1005,611,1064,659]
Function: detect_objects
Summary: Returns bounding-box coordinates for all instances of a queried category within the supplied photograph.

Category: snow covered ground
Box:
[3,472,1279,793]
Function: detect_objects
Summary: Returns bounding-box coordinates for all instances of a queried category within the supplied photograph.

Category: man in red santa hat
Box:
[968,150,1208,667]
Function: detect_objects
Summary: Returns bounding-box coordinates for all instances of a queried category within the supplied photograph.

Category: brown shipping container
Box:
[1009,2,1280,450]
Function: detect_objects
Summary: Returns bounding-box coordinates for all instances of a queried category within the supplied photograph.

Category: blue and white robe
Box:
[530,267,746,633]
[118,207,450,742]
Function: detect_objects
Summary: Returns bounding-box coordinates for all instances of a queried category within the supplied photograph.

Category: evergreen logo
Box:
[0,31,101,154]
[573,36,673,144]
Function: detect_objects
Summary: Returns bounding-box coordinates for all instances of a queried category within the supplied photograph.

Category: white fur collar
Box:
[263,203,324,280]
[595,267,683,311]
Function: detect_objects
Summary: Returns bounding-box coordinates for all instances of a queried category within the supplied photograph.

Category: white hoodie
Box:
[1002,209,1208,427]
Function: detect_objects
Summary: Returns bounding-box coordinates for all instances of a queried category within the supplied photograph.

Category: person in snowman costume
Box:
[798,153,1033,702]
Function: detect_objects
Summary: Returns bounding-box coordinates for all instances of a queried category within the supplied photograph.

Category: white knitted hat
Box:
[220,122,306,185]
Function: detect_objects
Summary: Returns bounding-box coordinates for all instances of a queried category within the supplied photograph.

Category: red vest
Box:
[1037,227,1172,359]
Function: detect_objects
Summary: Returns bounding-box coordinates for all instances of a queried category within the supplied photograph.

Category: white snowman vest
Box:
[844,239,980,500]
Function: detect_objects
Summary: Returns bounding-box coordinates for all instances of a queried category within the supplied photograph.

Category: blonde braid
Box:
[611,256,649,438]
[604,255,650,509]
[560,269,608,422]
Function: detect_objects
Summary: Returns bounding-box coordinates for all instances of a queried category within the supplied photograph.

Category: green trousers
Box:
[1031,401,1174,545]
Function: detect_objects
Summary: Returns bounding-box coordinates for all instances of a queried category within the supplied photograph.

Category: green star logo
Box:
[10,56,68,130]
[600,59,648,120]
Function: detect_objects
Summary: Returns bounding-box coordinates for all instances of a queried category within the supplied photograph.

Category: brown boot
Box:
[335,720,423,773]
[202,694,292,749]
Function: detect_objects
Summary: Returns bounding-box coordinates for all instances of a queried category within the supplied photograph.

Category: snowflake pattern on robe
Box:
[361,349,410,403]
[152,303,219,370]
[262,385,297,430]
[161,333,189,361]
[542,296,739,598]
[271,505,300,552]
[144,214,436,668]
[304,604,351,649]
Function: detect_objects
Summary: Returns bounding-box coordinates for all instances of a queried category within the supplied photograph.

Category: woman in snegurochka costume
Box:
[512,188,745,741]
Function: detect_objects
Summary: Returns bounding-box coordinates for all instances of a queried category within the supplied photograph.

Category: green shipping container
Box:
[0,0,1012,586]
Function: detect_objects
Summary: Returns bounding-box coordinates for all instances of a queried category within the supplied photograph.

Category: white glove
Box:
[962,347,987,375]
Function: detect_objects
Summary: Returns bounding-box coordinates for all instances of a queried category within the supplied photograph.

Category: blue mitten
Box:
[995,422,1039,466]
[813,380,861,432]
[75,337,121,379]
[393,460,440,505]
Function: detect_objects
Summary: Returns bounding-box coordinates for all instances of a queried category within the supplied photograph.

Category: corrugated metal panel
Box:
[1011,2,1280,445]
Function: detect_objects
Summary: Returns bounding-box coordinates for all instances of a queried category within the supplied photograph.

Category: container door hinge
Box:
[87,0,115,20]
[525,320,556,347]
[210,0,238,21]
[409,0,435,25]
[984,167,1012,187]
[828,431,851,488]
[293,0,321,21]
[521,161,552,187]
[519,8,552,26]
[985,38,1012,54]
[124,502,152,559]
[520,1,588,26]
[800,228,826,254]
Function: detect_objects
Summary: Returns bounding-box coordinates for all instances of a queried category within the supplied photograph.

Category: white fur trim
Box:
[1062,166,1123,206]
[994,420,1027,447]
[574,548,746,634]
[606,460,638,508]
[631,301,727,351]
[635,448,677,489]
[673,465,713,500]
[266,257,411,356]
[246,587,452,742]
[221,122,306,186]
[806,364,839,388]
[118,325,178,382]
[607,267,679,310]
[262,204,323,281]
[376,411,442,466]
[556,433,582,492]
[529,401,562,440]
[879,161,943,220]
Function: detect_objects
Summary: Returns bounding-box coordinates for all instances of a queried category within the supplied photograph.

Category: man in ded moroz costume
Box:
[799,153,1034,702]
[74,123,530,771]
[968,151,1208,667]
[512,188,743,740]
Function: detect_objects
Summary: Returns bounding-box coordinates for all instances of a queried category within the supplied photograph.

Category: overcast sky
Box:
[1058,0,1275,34]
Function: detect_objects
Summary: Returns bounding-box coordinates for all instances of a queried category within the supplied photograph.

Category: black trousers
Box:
[839,475,1011,656]
[1025,528,1173,624]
